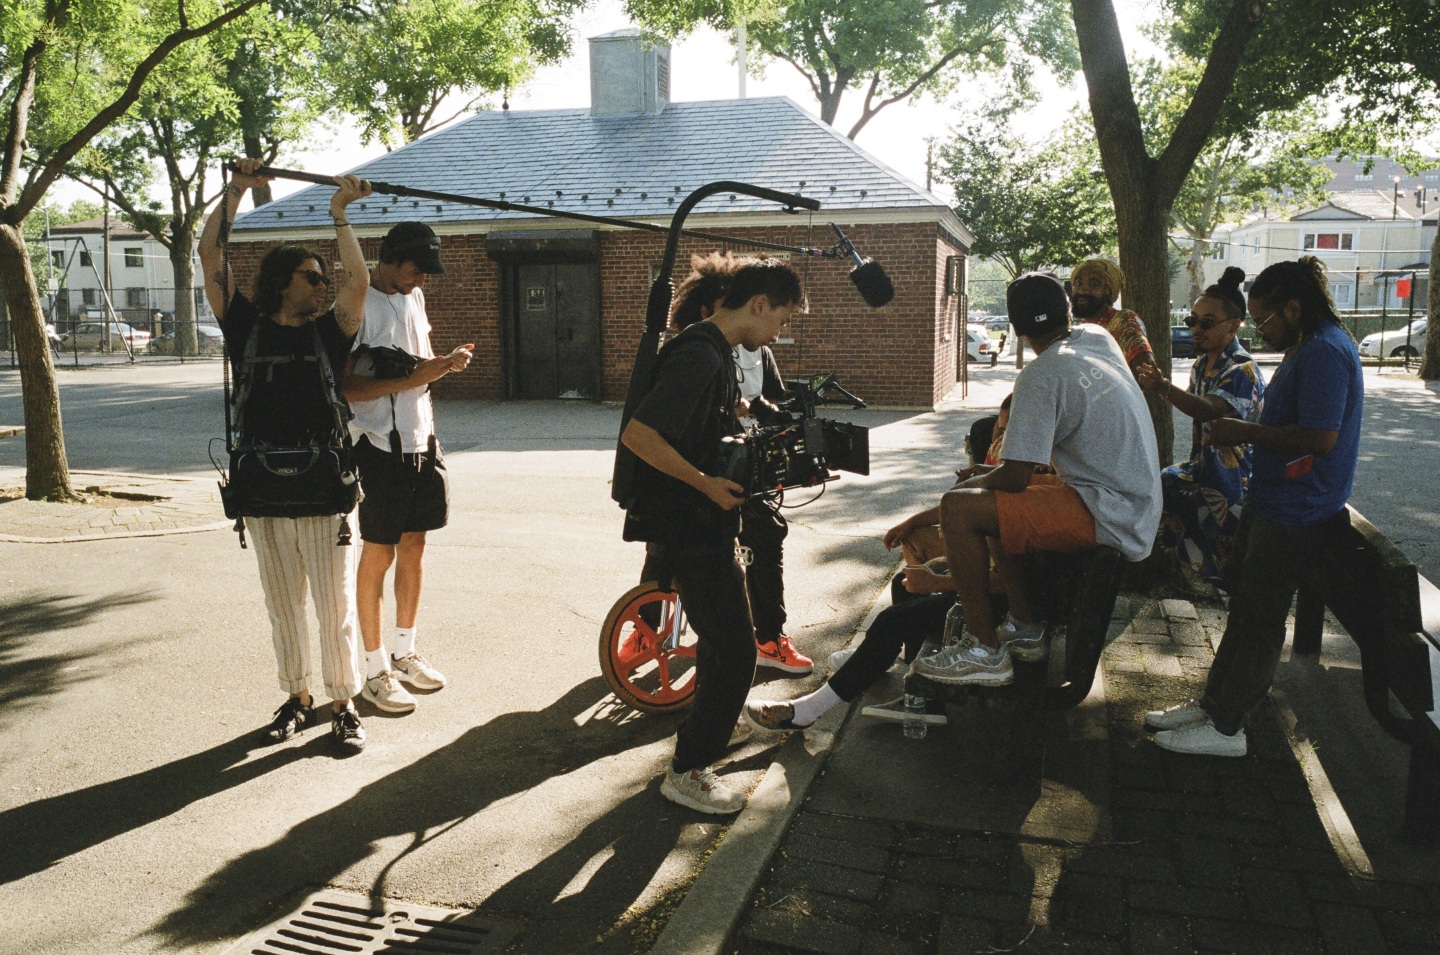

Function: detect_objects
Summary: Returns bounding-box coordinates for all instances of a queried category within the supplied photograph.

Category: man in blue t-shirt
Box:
[1147,258,1364,756]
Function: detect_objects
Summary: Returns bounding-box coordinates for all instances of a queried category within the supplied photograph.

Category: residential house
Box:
[40,218,203,332]
[228,30,975,408]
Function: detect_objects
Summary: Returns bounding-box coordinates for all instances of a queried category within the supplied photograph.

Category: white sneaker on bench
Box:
[1145,700,1207,732]
[1153,717,1246,757]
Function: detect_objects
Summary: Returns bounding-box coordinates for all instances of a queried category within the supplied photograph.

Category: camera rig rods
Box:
[229,164,834,261]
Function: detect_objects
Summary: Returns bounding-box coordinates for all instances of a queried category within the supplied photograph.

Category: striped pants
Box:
[247,515,364,701]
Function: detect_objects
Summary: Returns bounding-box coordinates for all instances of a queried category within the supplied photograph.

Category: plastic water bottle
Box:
[903,692,928,740]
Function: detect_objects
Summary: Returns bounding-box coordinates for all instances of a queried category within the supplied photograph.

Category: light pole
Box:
[1392,175,1402,219]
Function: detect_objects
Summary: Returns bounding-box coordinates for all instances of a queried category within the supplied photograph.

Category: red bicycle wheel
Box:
[599,581,697,714]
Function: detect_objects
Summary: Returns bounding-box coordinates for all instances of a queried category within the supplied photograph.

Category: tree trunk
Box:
[1114,192,1177,466]
[1421,225,1440,379]
[170,231,198,355]
[1186,237,1207,305]
[0,222,73,500]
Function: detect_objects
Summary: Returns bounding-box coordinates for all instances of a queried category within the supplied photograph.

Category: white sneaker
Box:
[1153,717,1246,757]
[914,635,1013,686]
[392,651,446,690]
[828,648,855,671]
[661,765,747,814]
[362,670,417,714]
[727,718,754,748]
[1000,615,1048,663]
[1145,701,1208,732]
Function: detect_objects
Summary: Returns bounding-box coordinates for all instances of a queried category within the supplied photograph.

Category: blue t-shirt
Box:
[1249,321,1363,526]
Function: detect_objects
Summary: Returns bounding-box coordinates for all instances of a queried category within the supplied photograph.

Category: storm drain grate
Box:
[223,889,521,955]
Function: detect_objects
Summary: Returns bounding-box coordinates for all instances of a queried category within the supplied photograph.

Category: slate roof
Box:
[1293,190,1417,221]
[234,97,970,243]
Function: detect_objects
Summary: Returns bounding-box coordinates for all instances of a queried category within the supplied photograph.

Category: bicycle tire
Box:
[599,581,698,714]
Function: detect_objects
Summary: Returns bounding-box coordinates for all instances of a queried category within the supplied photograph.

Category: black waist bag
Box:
[223,442,359,519]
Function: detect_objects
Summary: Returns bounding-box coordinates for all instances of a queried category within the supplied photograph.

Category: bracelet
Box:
[332,218,351,227]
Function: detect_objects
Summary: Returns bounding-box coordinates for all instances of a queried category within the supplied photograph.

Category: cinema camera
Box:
[717,374,870,498]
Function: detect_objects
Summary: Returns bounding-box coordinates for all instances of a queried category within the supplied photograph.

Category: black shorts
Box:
[354,435,449,545]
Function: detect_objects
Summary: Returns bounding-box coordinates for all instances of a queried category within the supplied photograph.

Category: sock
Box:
[789,683,844,727]
[393,627,417,659]
[366,647,389,680]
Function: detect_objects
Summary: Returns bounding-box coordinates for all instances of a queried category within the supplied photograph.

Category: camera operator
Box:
[654,252,813,675]
[621,258,807,815]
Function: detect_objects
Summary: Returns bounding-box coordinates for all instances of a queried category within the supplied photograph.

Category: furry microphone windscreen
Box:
[850,259,895,308]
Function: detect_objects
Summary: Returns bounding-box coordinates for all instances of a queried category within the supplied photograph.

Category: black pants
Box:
[829,590,955,702]
[647,541,757,773]
[739,497,788,643]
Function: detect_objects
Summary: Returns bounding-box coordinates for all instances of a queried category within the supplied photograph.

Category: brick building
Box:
[230,30,974,408]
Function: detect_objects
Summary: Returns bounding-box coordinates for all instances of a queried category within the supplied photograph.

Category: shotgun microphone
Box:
[831,225,895,308]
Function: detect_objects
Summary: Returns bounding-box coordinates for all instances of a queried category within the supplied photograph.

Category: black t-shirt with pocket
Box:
[222,292,354,446]
[629,322,742,547]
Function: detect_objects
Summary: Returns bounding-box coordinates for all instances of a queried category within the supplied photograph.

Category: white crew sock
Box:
[393,627,417,659]
[366,647,390,680]
[789,683,844,727]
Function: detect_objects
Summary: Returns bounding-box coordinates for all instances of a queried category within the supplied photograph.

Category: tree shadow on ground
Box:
[0,589,156,731]
[145,678,683,952]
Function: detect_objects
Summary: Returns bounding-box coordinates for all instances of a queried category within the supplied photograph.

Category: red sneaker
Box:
[755,635,814,674]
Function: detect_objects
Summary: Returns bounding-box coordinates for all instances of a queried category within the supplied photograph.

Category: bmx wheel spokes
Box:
[599,581,698,714]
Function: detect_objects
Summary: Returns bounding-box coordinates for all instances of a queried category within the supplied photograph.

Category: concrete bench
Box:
[1292,504,1440,843]
[906,545,1126,711]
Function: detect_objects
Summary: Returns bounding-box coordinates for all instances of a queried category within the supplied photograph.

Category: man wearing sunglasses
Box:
[198,157,374,755]
[342,222,473,716]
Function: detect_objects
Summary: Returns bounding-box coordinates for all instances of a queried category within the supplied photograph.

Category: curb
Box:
[0,469,228,543]
[648,578,895,955]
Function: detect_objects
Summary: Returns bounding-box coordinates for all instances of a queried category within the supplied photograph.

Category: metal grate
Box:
[223,889,521,955]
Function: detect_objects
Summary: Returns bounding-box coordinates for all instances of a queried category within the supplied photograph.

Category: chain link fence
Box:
[2,286,222,366]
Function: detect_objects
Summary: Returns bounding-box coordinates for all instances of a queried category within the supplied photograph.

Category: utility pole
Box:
[735,23,747,99]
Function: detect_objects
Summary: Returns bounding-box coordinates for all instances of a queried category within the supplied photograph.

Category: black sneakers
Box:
[264,696,315,742]
[331,704,366,755]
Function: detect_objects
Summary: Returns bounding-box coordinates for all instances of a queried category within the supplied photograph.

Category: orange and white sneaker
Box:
[755,635,814,674]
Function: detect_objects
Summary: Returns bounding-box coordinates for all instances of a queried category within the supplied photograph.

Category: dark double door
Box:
[514,263,600,399]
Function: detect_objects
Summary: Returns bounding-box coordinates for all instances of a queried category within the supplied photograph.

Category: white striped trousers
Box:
[246,515,363,701]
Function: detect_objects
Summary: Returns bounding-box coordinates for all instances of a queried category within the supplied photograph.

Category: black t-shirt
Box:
[222,292,354,445]
[629,322,742,545]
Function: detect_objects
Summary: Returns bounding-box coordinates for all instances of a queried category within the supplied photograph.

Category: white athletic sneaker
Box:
[362,669,417,713]
[828,648,855,672]
[914,635,1013,686]
[661,765,747,814]
[1145,701,1208,732]
[727,718,754,748]
[1152,717,1247,757]
[1000,614,1048,663]
[392,651,446,690]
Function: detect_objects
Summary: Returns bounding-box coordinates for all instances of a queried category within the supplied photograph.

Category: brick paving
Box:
[730,594,1440,955]
[0,470,226,542]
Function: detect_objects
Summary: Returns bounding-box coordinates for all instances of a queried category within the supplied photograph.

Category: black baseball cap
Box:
[1007,272,1070,336]
[379,221,445,274]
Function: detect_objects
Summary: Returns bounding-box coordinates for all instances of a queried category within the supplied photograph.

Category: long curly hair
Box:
[252,244,324,318]
[1249,256,1343,337]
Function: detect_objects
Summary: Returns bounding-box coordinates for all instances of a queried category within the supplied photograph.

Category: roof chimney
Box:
[589,29,670,116]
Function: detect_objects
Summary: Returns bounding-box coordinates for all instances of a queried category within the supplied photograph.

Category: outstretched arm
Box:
[328,175,372,337]
[199,159,271,323]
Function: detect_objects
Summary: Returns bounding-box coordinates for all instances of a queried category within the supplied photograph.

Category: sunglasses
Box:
[1183,315,1228,331]
[1251,308,1282,331]
[293,269,331,288]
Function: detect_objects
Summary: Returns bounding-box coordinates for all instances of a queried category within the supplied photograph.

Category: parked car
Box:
[965,324,999,362]
[1358,319,1428,359]
[61,321,151,352]
[1171,324,1195,359]
[147,324,224,356]
[985,318,1011,334]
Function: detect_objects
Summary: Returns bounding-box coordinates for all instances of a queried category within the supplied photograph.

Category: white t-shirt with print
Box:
[349,286,436,454]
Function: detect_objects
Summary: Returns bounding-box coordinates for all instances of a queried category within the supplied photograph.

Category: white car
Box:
[965,324,999,362]
[1358,319,1427,359]
[61,321,152,352]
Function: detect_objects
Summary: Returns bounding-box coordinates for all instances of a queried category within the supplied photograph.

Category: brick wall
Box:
[231,219,965,409]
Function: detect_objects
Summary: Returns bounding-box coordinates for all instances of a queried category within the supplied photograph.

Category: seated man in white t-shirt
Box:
[905,271,1161,686]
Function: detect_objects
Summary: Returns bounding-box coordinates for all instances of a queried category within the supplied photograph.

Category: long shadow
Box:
[0,730,322,886]
[146,677,679,951]
[0,590,157,731]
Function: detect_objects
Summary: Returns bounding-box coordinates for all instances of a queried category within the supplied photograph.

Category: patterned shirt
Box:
[1086,307,1154,369]
[1175,336,1265,507]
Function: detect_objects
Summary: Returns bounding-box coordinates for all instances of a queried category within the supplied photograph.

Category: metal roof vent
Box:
[589,29,670,116]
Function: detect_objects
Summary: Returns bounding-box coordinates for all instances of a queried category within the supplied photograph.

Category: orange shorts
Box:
[994,480,1096,556]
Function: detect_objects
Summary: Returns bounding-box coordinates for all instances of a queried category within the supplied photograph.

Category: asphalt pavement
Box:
[0,359,1436,955]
